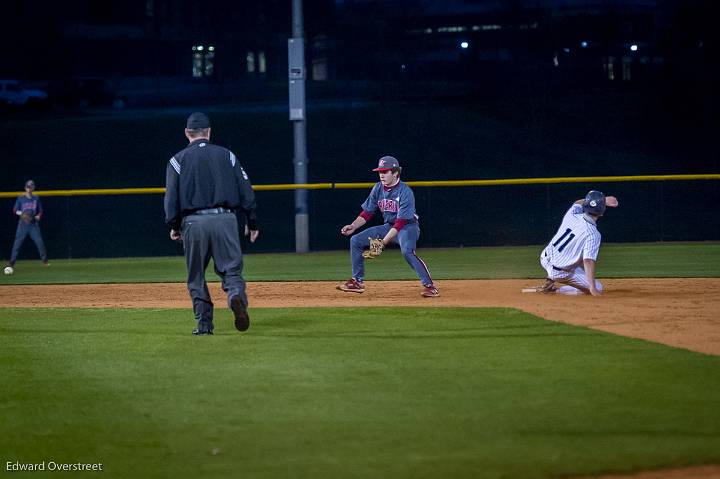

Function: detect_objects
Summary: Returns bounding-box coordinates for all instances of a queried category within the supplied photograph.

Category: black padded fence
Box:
[1,180,718,261]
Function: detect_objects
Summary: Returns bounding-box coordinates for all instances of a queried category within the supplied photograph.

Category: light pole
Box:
[289,0,309,253]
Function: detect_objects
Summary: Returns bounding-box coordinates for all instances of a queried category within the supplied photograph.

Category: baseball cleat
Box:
[421,285,440,298]
[230,295,250,332]
[535,279,557,293]
[337,278,365,293]
[192,329,214,336]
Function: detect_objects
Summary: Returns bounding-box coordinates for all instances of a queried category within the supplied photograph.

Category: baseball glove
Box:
[20,212,33,224]
[362,237,385,259]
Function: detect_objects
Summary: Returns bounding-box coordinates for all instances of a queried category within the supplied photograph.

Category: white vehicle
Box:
[0,79,48,106]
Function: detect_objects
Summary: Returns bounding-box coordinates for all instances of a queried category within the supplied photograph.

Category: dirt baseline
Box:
[2,278,719,356]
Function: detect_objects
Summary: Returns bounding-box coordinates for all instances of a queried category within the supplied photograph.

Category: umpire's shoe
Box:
[230,295,250,332]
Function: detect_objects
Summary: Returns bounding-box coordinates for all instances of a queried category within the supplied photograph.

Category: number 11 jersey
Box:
[542,204,602,270]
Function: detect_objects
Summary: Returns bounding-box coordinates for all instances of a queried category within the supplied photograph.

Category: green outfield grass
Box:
[1,241,719,284]
[1,307,719,479]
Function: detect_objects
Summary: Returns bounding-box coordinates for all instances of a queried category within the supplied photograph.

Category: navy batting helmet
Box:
[582,190,606,216]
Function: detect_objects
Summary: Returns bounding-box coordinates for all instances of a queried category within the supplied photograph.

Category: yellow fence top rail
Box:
[0,174,717,198]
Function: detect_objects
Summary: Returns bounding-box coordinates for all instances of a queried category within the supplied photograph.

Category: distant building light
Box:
[192,45,214,78]
[204,50,214,76]
[580,41,588,48]
[460,41,469,49]
[622,56,632,80]
[437,26,467,33]
[468,24,501,31]
[258,51,266,73]
[630,44,638,52]
[606,56,615,81]
[192,52,203,78]
[406,28,434,35]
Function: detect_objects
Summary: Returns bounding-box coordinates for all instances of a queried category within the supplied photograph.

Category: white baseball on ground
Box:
[3,266,14,275]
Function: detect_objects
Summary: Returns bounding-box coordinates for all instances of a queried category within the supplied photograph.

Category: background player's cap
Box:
[186,112,211,129]
[372,156,401,171]
[25,179,35,189]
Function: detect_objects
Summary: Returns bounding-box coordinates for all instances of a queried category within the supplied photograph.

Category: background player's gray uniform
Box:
[8,189,47,266]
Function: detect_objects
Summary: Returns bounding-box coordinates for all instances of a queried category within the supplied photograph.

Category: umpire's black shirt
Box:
[164,138,257,231]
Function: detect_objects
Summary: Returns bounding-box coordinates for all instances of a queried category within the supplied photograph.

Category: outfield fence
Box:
[1,174,718,259]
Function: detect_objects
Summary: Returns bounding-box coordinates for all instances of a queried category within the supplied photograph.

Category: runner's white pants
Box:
[540,255,603,295]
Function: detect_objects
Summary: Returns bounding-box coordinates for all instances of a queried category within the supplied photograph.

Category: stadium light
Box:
[630,44,638,52]
[460,41,469,49]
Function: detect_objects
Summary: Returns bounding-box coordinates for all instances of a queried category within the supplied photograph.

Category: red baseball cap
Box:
[372,156,400,171]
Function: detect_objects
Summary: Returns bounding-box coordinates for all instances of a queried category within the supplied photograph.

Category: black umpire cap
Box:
[186,112,211,129]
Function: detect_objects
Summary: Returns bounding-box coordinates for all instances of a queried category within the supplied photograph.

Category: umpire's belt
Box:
[194,207,233,215]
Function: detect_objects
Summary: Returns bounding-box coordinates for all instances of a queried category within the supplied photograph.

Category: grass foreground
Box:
[1,307,720,479]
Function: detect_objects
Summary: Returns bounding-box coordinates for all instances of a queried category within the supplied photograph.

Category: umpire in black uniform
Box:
[164,112,259,335]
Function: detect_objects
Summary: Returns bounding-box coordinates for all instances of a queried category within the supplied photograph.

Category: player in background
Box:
[536,190,619,296]
[6,179,49,269]
[337,156,439,298]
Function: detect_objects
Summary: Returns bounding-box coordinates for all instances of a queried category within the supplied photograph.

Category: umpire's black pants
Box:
[181,212,247,332]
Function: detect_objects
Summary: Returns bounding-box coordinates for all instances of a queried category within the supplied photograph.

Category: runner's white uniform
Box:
[540,203,603,294]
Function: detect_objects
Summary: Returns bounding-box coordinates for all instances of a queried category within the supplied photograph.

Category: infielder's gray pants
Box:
[10,221,47,264]
[350,222,433,286]
[181,212,247,332]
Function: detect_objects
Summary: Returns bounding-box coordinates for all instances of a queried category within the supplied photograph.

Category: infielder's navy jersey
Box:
[542,204,601,269]
[361,181,418,225]
[13,195,43,221]
[164,139,257,230]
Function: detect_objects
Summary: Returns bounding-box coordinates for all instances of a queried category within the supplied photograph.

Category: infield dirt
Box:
[2,278,718,356]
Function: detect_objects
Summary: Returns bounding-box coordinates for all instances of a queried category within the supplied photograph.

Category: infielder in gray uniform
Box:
[6,179,49,270]
[337,156,439,298]
[536,190,619,296]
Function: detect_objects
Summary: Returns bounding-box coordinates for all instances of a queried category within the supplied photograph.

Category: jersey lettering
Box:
[21,200,38,213]
[377,199,399,213]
